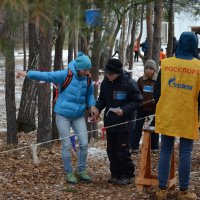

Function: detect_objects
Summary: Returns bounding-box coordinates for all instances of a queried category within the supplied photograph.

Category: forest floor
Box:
[0,56,200,199]
[0,132,200,200]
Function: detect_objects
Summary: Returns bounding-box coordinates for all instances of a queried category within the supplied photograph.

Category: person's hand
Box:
[16,71,27,79]
[114,108,123,116]
[90,106,99,120]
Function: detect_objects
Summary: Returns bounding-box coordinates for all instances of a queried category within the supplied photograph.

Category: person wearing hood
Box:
[17,52,96,184]
[92,58,143,185]
[155,32,199,200]
[131,59,159,153]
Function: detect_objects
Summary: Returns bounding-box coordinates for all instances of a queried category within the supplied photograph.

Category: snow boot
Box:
[177,190,197,200]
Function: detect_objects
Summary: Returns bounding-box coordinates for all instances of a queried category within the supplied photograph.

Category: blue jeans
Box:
[56,114,88,174]
[158,135,193,190]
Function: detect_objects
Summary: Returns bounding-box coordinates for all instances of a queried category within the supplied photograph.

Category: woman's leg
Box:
[56,114,72,173]
[179,137,194,190]
[158,135,175,189]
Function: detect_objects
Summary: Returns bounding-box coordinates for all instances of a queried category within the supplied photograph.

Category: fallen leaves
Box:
[1,132,200,199]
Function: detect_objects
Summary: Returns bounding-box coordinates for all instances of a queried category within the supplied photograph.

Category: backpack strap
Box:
[61,68,73,91]
[53,68,73,102]
[87,75,91,86]
[53,69,91,103]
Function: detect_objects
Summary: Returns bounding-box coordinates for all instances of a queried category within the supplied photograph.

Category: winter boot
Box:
[115,176,133,185]
[156,188,167,200]
[108,176,118,184]
[177,190,197,200]
[66,173,78,184]
[77,170,92,183]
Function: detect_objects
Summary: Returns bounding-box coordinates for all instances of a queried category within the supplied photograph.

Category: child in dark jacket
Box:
[131,59,159,153]
[92,58,143,185]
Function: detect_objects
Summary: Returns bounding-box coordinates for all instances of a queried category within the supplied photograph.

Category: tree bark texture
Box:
[2,8,18,144]
[129,4,138,73]
[166,0,174,58]
[146,1,154,61]
[152,0,163,70]
[37,19,52,148]
[52,19,65,140]
[17,20,39,133]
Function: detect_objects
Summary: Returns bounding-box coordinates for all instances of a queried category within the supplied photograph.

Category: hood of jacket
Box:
[175,32,199,60]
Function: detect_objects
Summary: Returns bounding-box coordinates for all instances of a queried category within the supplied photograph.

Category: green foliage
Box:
[168,0,200,16]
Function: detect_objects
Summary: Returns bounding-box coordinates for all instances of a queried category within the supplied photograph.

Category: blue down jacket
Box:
[28,60,96,118]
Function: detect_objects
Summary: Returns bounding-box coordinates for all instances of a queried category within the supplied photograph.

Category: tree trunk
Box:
[146,1,154,61]
[108,19,122,58]
[166,0,174,58]
[89,26,102,141]
[37,19,52,148]
[2,8,17,144]
[137,5,145,63]
[152,0,163,71]
[119,15,126,65]
[22,10,26,71]
[52,19,65,140]
[17,19,38,133]
[129,4,138,73]
[72,0,79,57]
[68,0,74,63]
[5,40,17,144]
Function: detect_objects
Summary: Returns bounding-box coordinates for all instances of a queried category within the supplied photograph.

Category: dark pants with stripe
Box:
[106,130,135,178]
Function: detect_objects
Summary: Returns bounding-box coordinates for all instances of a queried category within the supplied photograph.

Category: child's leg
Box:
[56,114,72,173]
[106,130,119,178]
[116,131,135,178]
[131,110,146,150]
[71,116,88,173]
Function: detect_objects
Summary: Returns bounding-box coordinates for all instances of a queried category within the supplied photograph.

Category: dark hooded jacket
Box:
[96,70,143,132]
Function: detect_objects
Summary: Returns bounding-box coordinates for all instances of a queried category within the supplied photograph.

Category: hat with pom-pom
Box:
[75,52,91,70]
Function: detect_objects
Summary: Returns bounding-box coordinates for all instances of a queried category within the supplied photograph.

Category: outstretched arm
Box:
[16,70,68,85]
[16,71,27,78]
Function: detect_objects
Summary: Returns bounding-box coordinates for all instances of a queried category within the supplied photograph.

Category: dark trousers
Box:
[106,130,135,178]
[134,51,139,62]
[130,110,159,150]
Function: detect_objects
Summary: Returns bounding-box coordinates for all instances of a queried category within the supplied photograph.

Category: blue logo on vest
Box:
[168,76,193,90]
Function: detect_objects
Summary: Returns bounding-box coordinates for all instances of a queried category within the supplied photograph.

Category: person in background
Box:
[134,38,139,62]
[131,59,159,153]
[17,52,97,185]
[172,36,178,55]
[155,32,199,200]
[159,48,166,65]
[92,58,143,185]
[140,38,148,56]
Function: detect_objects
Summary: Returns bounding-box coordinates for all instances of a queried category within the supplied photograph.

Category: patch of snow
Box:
[88,147,107,159]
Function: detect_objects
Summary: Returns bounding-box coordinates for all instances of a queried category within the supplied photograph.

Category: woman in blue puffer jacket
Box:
[17,52,96,184]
